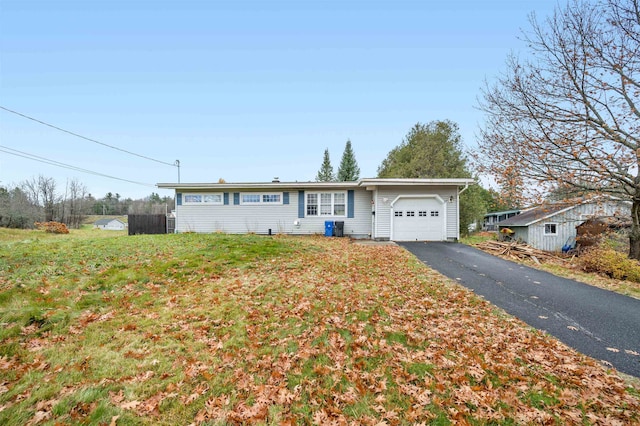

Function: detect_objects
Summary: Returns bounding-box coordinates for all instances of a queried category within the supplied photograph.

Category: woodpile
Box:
[475,240,565,264]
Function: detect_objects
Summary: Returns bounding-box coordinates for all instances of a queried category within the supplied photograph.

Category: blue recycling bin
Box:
[324,221,334,237]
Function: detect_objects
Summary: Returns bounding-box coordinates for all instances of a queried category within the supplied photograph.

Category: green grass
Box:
[0,228,638,424]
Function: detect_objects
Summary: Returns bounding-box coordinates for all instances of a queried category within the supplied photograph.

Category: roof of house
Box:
[156,178,476,191]
[497,197,631,228]
[497,204,574,227]
[94,218,124,225]
[483,209,521,218]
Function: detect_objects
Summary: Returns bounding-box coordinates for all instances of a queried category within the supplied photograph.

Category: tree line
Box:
[0,175,174,230]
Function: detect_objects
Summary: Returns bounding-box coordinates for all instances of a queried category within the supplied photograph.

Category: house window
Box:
[184,193,223,205]
[262,194,281,203]
[418,211,427,217]
[333,192,346,216]
[306,192,347,217]
[406,211,415,217]
[430,211,439,217]
[394,211,403,217]
[544,223,558,235]
[241,193,282,205]
[204,194,222,204]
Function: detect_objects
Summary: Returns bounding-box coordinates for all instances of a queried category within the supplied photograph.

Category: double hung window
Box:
[306,192,346,217]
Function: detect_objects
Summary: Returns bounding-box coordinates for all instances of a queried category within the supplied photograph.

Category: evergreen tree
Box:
[315,148,335,182]
[337,140,360,181]
[377,120,486,236]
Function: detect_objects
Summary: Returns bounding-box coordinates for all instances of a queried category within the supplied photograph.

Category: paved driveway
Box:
[399,241,640,378]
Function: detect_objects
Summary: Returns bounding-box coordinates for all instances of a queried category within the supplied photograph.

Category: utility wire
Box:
[0,144,155,187]
[0,105,178,167]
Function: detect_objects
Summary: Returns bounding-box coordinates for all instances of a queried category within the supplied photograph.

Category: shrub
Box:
[35,221,70,234]
[579,246,640,283]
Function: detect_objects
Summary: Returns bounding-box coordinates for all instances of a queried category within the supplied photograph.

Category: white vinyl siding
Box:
[176,188,371,237]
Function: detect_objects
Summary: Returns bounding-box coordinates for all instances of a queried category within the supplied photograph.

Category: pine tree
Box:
[315,148,335,182]
[337,140,360,181]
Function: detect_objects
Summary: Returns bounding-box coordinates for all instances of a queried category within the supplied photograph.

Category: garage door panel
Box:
[392,198,444,241]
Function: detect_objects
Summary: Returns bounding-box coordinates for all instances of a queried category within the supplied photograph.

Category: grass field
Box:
[1,229,639,425]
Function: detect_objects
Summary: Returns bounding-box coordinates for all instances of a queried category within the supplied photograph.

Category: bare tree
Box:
[477,0,640,258]
[66,178,88,228]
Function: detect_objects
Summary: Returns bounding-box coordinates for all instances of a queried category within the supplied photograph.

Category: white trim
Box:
[158,178,475,191]
[372,189,378,239]
[389,194,446,241]
[305,191,347,217]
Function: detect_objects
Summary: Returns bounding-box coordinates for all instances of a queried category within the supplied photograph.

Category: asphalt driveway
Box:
[399,241,640,378]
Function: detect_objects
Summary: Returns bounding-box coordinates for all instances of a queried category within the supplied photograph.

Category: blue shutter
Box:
[177,193,182,206]
[283,192,289,205]
[298,191,305,218]
[223,193,229,205]
[233,193,240,205]
[347,190,355,218]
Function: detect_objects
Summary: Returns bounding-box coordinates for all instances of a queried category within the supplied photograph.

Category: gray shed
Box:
[497,200,630,252]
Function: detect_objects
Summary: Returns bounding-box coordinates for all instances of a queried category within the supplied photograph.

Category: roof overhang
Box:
[156,181,360,191]
[157,178,476,191]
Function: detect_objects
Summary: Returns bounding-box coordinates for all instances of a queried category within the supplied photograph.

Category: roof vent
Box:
[272,177,280,183]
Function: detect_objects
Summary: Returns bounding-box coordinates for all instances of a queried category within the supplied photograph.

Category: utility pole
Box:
[175,160,180,183]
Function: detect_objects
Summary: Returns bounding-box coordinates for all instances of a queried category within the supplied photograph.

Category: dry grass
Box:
[1,230,639,424]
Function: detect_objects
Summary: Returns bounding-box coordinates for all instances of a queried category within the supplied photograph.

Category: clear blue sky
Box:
[0,0,559,200]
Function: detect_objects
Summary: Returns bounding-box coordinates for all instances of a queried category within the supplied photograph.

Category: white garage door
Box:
[392,197,445,241]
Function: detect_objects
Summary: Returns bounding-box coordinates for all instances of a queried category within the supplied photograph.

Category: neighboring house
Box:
[156,178,475,241]
[483,209,521,231]
[497,199,630,252]
[94,218,127,231]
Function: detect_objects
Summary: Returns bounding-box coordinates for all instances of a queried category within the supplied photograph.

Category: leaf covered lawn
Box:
[0,232,639,425]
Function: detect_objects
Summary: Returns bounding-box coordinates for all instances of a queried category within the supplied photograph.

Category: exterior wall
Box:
[95,220,126,230]
[104,221,126,230]
[175,188,372,237]
[528,202,629,251]
[373,186,459,240]
[509,226,530,244]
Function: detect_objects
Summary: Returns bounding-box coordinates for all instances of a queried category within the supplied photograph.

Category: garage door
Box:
[392,197,445,241]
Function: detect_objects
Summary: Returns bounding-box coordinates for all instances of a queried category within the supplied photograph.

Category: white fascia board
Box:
[358,178,476,187]
[157,181,360,190]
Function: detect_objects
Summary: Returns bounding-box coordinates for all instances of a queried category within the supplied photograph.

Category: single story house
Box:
[497,199,630,252]
[156,178,475,241]
[483,209,521,231]
[94,218,127,231]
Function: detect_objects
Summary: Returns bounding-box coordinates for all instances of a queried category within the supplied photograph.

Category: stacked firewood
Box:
[475,240,565,264]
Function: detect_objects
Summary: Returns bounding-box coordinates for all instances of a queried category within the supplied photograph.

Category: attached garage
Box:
[391,195,446,241]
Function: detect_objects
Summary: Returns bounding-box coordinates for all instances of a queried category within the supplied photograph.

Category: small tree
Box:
[315,148,335,182]
[337,140,360,181]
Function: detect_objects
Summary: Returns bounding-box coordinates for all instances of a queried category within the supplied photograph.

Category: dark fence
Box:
[128,214,167,235]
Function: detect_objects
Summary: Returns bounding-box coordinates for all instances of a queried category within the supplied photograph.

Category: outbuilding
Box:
[156,178,474,241]
[497,199,630,251]
[93,218,127,231]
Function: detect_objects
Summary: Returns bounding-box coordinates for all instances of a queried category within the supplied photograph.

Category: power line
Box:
[0,144,155,187]
[0,105,178,167]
